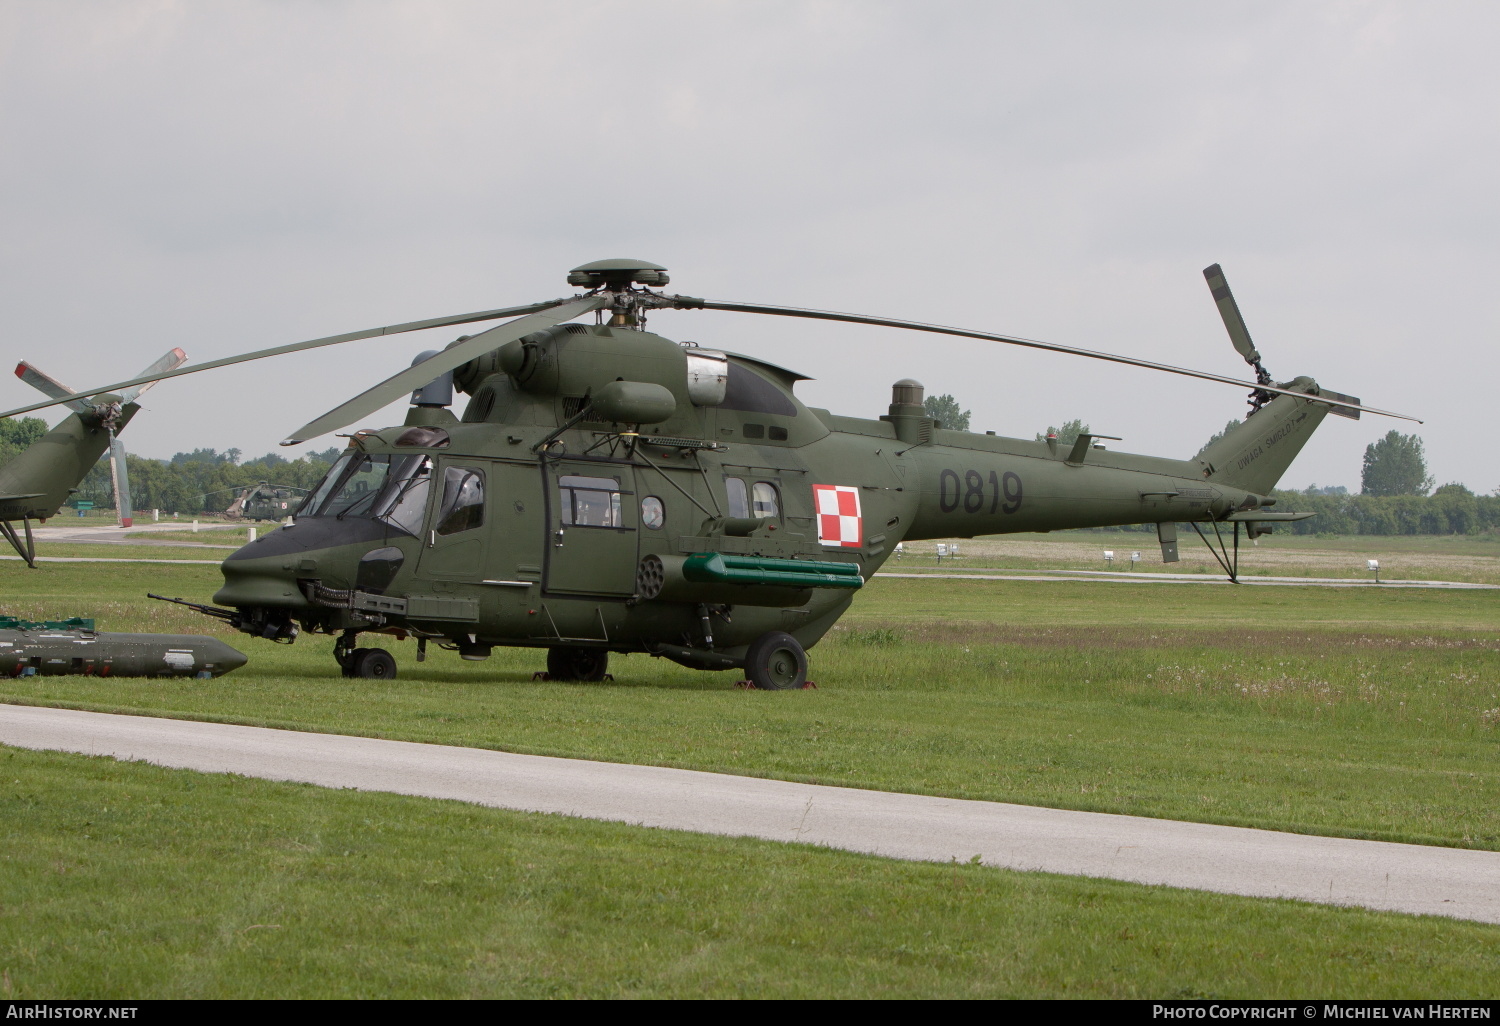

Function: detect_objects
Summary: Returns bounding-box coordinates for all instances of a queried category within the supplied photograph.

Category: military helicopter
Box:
[2,260,1419,688]
[0,350,187,565]
[198,482,311,522]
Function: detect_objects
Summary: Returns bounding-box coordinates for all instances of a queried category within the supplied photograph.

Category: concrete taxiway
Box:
[4,703,1498,925]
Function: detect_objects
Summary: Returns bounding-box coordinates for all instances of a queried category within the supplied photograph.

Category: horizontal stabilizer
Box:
[1224,511,1317,522]
[1315,388,1362,420]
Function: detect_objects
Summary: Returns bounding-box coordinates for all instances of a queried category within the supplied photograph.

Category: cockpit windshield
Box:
[294,452,432,536]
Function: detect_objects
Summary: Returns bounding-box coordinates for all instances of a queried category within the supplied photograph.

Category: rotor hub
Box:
[567,258,670,291]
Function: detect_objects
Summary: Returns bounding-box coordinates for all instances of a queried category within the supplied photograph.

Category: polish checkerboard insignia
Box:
[813,484,862,548]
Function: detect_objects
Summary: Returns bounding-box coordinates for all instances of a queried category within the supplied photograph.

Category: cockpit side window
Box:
[436,467,485,536]
[296,451,357,517]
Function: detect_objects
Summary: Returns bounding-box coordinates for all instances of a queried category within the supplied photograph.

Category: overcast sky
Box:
[2,1,1495,492]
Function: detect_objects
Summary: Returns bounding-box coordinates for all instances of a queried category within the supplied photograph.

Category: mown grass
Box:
[877,530,1500,585]
[3,746,1497,999]
[2,561,1497,851]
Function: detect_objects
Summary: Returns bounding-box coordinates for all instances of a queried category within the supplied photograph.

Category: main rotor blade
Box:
[1202,264,1261,365]
[118,348,188,403]
[14,362,93,413]
[0,300,567,421]
[281,295,606,444]
[687,298,1422,423]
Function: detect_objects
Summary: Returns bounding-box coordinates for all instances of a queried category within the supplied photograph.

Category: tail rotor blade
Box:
[281,295,606,444]
[108,433,134,528]
[117,348,188,403]
[14,362,93,413]
[1202,264,1261,366]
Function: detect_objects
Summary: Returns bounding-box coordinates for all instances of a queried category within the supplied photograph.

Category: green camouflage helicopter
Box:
[1,260,1419,688]
[0,349,186,565]
[197,482,311,522]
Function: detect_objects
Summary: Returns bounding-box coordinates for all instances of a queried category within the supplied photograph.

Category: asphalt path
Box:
[4,703,1498,925]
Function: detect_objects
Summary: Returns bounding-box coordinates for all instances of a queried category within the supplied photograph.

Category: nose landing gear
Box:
[334,632,398,680]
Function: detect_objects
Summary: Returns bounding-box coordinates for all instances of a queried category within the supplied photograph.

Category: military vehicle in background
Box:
[9,260,1418,688]
[202,482,309,521]
[0,350,187,565]
[0,615,245,678]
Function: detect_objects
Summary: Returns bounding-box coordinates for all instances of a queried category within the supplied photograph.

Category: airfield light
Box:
[936,543,948,563]
[1104,550,1114,566]
[1367,559,1380,584]
[1130,551,1141,567]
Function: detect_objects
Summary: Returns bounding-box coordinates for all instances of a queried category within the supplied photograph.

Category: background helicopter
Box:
[0,349,186,566]
[197,482,311,522]
[4,260,1419,688]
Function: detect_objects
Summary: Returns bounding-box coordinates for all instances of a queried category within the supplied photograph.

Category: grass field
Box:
[2,539,1498,996]
[4,746,1497,999]
[897,530,1500,584]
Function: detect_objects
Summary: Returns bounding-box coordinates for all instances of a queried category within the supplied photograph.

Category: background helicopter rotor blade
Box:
[281,295,607,444]
[0,299,568,421]
[1202,264,1262,366]
[683,298,1422,423]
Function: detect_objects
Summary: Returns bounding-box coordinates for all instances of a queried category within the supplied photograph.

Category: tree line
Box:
[0,411,345,515]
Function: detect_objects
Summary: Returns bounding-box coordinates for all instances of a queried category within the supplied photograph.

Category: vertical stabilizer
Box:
[1196,379,1329,495]
[0,405,139,521]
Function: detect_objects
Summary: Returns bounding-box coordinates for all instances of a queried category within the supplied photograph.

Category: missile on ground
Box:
[0,621,247,678]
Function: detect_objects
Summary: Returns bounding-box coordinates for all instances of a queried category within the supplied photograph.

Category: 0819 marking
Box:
[937,468,1022,515]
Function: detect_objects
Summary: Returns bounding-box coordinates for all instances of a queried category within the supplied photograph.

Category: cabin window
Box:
[768,426,788,441]
[436,467,485,536]
[559,475,622,528]
[725,477,749,518]
[742,423,765,439]
[641,496,665,530]
[752,482,780,518]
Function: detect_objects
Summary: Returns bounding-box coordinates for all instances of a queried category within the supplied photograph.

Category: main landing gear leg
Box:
[334,631,359,677]
[1190,519,1243,583]
[546,647,609,682]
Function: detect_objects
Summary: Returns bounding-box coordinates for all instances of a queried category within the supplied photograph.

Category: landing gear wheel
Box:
[546,647,609,682]
[351,648,397,680]
[745,631,807,691]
